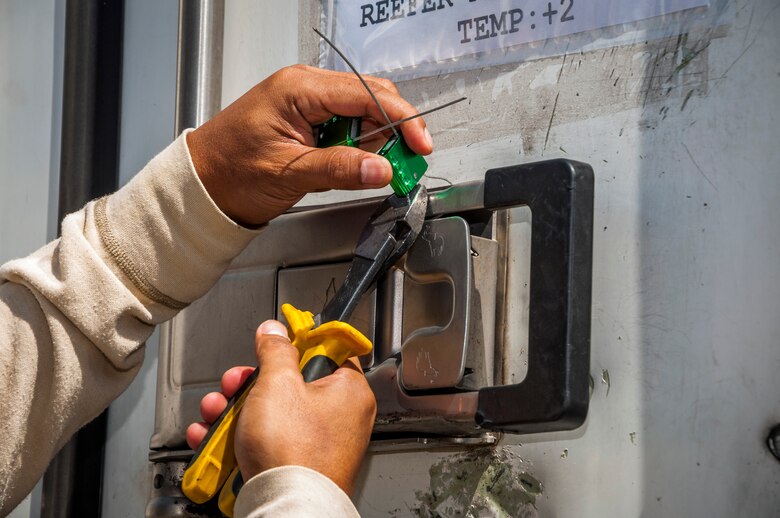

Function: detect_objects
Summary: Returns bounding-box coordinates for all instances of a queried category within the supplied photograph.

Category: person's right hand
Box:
[186,319,377,496]
[187,65,433,227]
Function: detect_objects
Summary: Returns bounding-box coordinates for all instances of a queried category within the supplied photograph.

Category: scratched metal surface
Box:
[293,0,780,515]
[96,0,780,515]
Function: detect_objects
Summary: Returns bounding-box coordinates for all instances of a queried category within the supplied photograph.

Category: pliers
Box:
[181,185,428,516]
[297,183,428,381]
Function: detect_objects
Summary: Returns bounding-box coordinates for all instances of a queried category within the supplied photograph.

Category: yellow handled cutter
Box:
[183,184,428,515]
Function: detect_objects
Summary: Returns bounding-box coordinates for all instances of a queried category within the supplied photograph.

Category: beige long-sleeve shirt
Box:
[0,132,359,517]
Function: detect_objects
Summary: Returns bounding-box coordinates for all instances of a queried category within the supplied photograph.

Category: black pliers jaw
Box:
[317,184,428,325]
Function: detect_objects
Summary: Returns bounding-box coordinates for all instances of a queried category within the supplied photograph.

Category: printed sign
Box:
[323,0,709,76]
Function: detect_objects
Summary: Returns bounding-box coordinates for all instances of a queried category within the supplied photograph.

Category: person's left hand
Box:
[187,65,433,227]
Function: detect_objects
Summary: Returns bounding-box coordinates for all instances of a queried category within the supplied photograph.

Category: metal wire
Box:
[354,96,467,143]
[313,27,399,138]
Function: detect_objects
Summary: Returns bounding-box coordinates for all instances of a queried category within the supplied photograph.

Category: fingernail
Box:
[258,320,289,338]
[360,157,391,186]
[424,127,433,149]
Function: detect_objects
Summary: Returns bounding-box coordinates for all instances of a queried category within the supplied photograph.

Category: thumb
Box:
[286,146,392,192]
[254,320,301,377]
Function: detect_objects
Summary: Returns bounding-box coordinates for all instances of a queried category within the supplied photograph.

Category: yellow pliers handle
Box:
[182,303,372,515]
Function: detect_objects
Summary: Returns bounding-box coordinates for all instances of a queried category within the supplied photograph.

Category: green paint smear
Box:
[411,448,542,517]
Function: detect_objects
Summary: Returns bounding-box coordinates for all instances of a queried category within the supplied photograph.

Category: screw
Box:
[767,424,780,462]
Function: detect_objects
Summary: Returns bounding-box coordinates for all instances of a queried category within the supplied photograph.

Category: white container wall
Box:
[1,0,64,513]
[94,0,780,515]
[230,1,778,515]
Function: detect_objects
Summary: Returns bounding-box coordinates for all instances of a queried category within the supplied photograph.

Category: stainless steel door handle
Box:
[399,217,472,390]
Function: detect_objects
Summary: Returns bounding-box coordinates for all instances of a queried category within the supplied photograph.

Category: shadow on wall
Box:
[636,0,780,515]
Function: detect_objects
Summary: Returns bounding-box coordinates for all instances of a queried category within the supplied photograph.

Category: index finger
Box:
[322,77,432,156]
[286,66,433,156]
[220,366,256,398]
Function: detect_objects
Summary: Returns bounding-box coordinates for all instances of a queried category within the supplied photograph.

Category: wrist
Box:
[186,127,283,229]
[186,128,233,222]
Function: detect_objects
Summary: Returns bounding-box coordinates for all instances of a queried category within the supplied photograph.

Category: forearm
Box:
[0,131,260,513]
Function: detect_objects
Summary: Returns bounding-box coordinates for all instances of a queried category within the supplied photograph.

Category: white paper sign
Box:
[323,0,709,76]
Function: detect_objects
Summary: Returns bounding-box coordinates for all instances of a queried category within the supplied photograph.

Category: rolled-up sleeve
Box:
[235,466,360,518]
[0,130,261,513]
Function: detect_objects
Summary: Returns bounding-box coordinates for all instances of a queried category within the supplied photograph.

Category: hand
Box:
[185,366,255,450]
[185,320,377,495]
[187,65,433,227]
